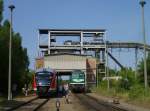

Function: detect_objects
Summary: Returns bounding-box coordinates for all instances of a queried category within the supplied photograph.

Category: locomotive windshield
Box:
[35,72,53,86]
[72,70,84,77]
[71,70,85,83]
[72,72,84,79]
[36,73,51,80]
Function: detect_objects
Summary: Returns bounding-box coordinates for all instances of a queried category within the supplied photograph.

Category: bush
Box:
[129,84,145,99]
[100,80,107,88]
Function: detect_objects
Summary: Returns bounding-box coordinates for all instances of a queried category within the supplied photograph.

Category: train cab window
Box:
[35,72,53,81]
[72,72,84,79]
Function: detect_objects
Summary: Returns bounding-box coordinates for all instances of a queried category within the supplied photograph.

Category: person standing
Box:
[63,83,69,97]
[58,84,63,97]
[24,84,28,96]
[12,83,17,97]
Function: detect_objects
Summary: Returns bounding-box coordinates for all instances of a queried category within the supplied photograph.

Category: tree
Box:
[118,68,136,90]
[0,0,30,94]
[0,20,10,93]
[0,0,3,25]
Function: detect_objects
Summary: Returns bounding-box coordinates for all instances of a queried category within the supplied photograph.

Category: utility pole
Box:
[106,41,110,90]
[8,5,15,100]
[139,0,148,89]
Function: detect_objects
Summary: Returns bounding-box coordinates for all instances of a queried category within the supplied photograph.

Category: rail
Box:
[7,97,50,111]
[74,94,128,111]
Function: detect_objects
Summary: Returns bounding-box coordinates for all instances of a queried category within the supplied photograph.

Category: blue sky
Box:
[3,0,150,70]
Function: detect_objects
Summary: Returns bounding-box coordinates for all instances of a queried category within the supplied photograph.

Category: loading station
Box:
[37,29,107,86]
[36,53,97,86]
[36,29,150,88]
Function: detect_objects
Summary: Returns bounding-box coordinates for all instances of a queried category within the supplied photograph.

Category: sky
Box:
[3,0,150,70]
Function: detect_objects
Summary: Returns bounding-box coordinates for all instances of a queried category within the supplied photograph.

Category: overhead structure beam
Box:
[80,31,84,54]
[106,51,124,69]
[39,29,105,34]
[48,31,51,54]
[39,42,150,51]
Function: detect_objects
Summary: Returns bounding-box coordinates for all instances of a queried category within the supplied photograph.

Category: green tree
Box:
[0,0,30,94]
[0,20,10,93]
[0,0,3,25]
[0,21,30,94]
[118,68,136,90]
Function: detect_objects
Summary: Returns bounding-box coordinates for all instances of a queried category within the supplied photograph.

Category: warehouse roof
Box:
[38,29,106,34]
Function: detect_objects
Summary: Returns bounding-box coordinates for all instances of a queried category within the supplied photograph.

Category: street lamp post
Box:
[8,5,15,100]
[139,0,148,89]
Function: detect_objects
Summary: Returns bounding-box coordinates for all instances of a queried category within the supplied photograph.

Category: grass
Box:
[92,84,150,108]
[93,86,128,100]
[0,97,5,102]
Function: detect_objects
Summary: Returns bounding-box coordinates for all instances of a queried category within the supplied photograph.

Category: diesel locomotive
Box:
[70,70,85,92]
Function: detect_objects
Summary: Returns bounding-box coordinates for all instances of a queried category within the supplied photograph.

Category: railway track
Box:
[7,97,50,111]
[75,94,128,111]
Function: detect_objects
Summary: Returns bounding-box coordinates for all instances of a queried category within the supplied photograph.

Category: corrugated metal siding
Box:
[44,55,86,71]
[42,54,96,86]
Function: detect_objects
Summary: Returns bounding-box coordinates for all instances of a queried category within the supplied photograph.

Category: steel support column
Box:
[48,31,51,54]
[106,42,110,90]
[95,49,100,87]
[80,32,83,54]
[135,48,138,79]
[38,32,40,56]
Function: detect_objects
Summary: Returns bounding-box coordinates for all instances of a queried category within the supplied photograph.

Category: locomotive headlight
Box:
[39,82,42,85]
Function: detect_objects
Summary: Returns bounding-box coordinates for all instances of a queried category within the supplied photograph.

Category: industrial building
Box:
[36,53,97,86]
[37,29,107,86]
[36,29,150,86]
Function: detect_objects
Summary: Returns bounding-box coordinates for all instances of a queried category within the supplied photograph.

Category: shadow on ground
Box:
[0,100,25,110]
